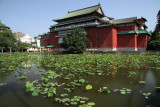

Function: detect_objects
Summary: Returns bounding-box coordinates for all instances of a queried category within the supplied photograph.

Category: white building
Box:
[20,34,32,44]
[13,32,32,44]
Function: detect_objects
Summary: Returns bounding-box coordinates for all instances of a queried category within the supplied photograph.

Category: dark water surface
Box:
[0,57,160,107]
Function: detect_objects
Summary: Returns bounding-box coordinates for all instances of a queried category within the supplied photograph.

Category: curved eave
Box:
[117,30,151,36]
[51,16,100,28]
[53,10,104,22]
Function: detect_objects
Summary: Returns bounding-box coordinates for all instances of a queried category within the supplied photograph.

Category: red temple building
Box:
[40,4,151,52]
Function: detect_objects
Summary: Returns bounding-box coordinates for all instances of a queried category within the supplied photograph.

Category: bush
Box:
[147,40,160,51]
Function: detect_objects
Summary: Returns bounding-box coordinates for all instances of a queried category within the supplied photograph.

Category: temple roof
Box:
[117,30,151,35]
[53,3,104,22]
[51,16,100,27]
[111,17,137,24]
[0,21,10,29]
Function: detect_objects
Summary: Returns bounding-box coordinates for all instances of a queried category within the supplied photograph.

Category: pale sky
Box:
[0,0,159,38]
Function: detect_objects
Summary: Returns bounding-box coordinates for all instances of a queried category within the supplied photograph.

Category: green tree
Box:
[0,46,4,53]
[34,36,38,42]
[0,29,17,52]
[61,28,89,54]
[147,10,160,50]
[17,41,30,52]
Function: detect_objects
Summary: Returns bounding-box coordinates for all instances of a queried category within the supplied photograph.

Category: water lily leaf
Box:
[88,102,95,106]
[79,79,85,83]
[139,81,146,84]
[86,85,92,90]
[70,102,77,105]
[32,89,40,96]
[121,91,126,94]
[0,83,7,86]
[48,92,53,97]
[80,101,85,104]
[60,94,68,97]
[19,76,27,80]
[62,98,70,103]
[126,89,131,92]
[55,98,62,103]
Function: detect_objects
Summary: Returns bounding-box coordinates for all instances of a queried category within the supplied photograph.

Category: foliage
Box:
[147,10,160,50]
[86,85,92,90]
[17,41,30,52]
[98,87,111,94]
[0,29,17,52]
[1,53,160,106]
[147,40,160,51]
[61,28,89,54]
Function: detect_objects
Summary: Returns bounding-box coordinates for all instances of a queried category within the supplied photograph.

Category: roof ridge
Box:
[69,4,99,13]
[113,17,137,21]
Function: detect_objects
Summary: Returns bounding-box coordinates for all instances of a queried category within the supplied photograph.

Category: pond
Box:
[0,53,160,107]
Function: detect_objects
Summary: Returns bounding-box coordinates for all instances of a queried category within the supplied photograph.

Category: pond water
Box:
[0,54,160,107]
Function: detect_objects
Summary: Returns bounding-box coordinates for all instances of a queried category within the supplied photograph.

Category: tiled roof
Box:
[53,4,102,21]
[117,30,151,35]
[0,21,10,29]
[51,16,99,27]
[111,17,137,24]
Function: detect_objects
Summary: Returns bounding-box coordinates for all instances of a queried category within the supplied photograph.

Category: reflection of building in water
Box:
[22,62,32,68]
[13,32,32,44]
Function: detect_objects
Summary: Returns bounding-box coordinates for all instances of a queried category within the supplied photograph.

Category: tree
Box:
[147,10,160,50]
[0,46,4,53]
[17,41,30,52]
[34,36,38,42]
[152,10,160,40]
[61,28,89,54]
[0,29,17,52]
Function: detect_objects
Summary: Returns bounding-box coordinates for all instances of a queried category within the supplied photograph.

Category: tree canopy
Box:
[61,28,89,54]
[0,29,17,52]
[147,10,160,50]
[0,30,30,52]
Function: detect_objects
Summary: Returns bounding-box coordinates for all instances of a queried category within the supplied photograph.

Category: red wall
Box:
[48,32,61,49]
[86,26,117,48]
[117,34,137,48]
[41,39,49,46]
[137,34,147,48]
[117,25,135,31]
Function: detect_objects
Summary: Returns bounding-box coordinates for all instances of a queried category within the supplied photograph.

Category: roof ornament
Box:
[98,3,101,6]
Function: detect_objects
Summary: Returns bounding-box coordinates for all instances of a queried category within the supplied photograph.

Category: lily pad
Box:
[88,102,95,106]
[86,85,92,90]
[32,89,40,96]
[0,83,7,86]
[79,79,85,83]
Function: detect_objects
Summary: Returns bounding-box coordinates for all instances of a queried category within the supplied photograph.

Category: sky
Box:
[0,0,160,38]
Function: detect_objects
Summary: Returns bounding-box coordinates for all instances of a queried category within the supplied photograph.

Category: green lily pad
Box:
[86,85,92,90]
[0,83,7,86]
[70,102,77,105]
[88,102,95,106]
[32,89,40,96]
[80,101,85,104]
[121,91,126,94]
[79,79,85,83]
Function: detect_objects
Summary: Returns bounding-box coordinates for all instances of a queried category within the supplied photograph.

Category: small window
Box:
[58,38,63,44]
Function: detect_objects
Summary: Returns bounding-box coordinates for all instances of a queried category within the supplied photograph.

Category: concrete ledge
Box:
[118,48,137,51]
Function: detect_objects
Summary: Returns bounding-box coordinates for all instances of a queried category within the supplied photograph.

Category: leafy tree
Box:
[34,36,38,42]
[17,41,30,52]
[61,28,89,54]
[0,46,4,53]
[147,10,160,50]
[0,29,17,52]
